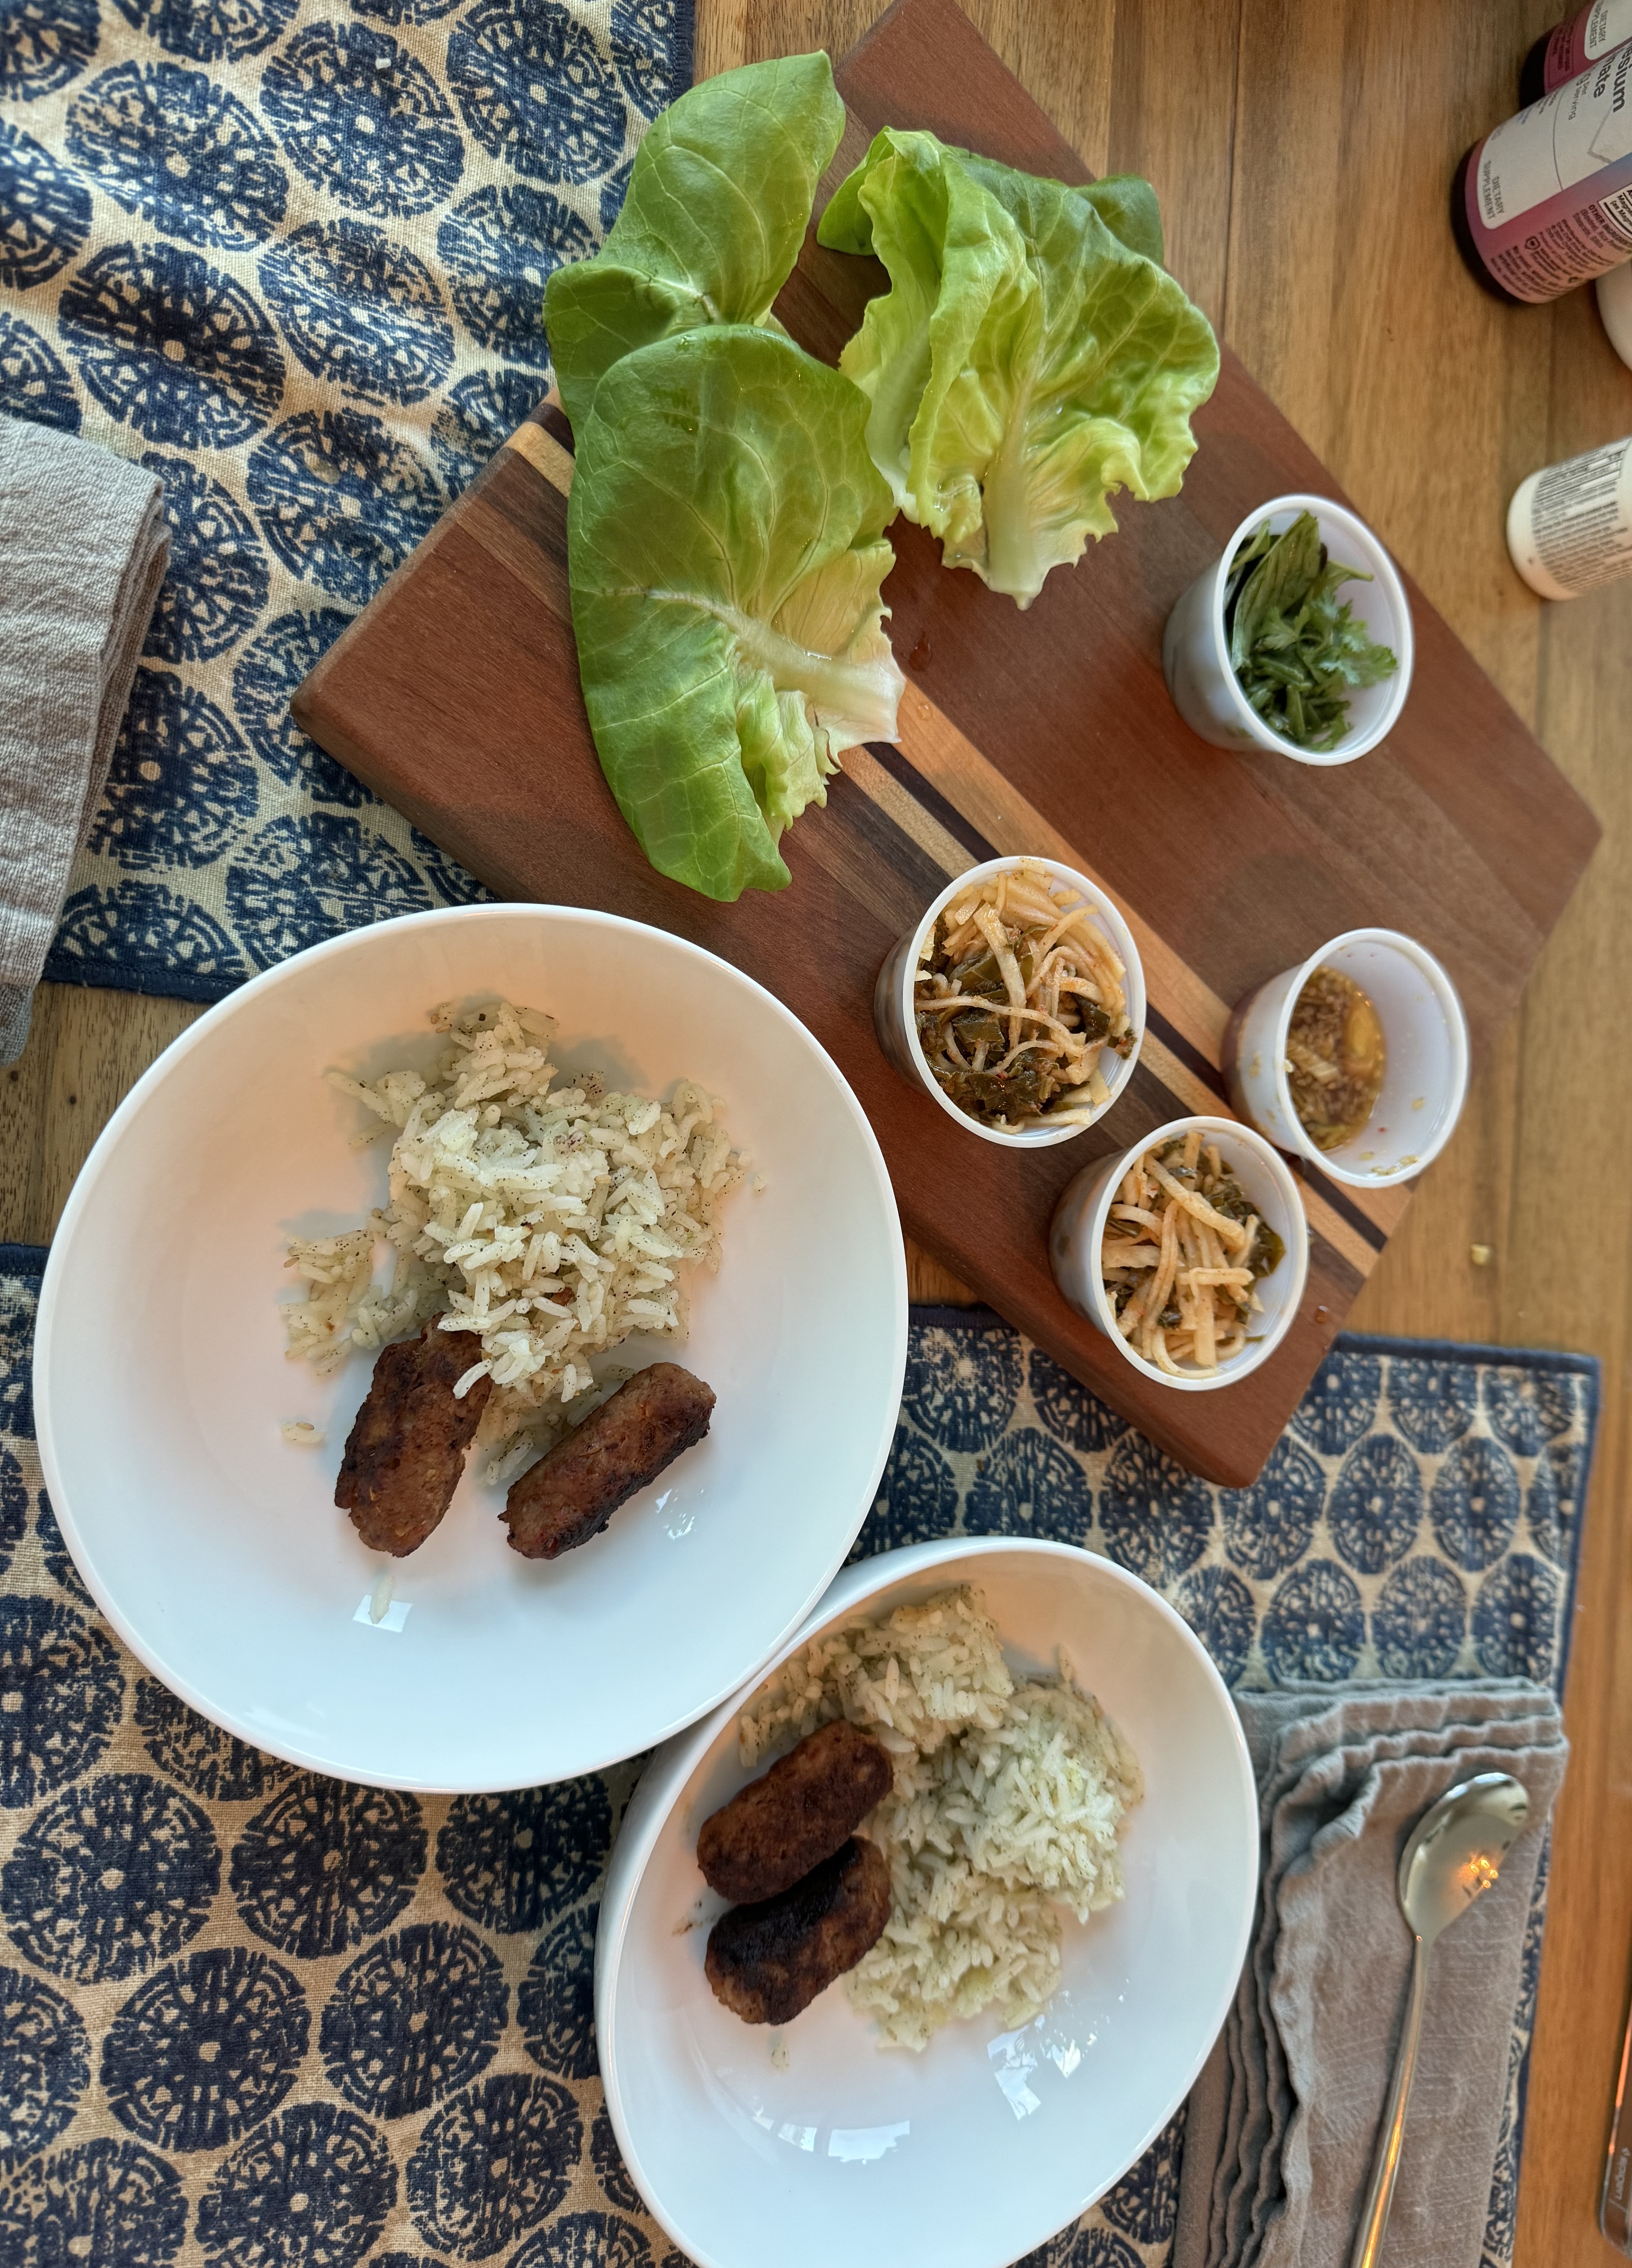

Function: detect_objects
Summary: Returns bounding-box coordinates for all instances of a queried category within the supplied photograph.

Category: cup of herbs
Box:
[1162,493,1413,764]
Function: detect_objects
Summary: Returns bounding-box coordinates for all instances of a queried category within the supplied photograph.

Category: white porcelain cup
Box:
[874,854,1146,1149]
[1226,928,1468,1187]
[1049,1115,1309,1393]
[1162,492,1414,764]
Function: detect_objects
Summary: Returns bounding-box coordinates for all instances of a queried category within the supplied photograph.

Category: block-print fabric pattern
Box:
[882,1314,1592,2268]
[0,1269,1593,2268]
[0,0,691,1003]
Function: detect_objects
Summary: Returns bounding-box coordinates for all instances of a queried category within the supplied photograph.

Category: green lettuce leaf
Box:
[544,54,844,433]
[822,146,1164,268]
[568,326,905,901]
[817,129,1218,608]
[1070,173,1165,267]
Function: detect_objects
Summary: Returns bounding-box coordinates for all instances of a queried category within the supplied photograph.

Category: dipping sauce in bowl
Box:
[1285,965,1387,1151]
[1226,929,1468,1188]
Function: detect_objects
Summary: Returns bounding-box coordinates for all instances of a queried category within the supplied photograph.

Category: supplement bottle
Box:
[1452,40,1632,303]
[1598,258,1632,361]
[1521,1,1632,102]
[1507,437,1632,598]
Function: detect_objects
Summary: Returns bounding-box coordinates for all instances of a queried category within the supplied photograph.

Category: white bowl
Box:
[1225,928,1469,1187]
[1048,1115,1310,1392]
[596,1537,1258,2268]
[873,855,1146,1148]
[35,904,908,1791]
[1162,492,1414,763]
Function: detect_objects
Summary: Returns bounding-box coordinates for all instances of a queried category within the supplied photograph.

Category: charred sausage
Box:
[697,1721,893,1904]
[335,1323,490,1557]
[503,1362,714,1560]
[705,1836,891,2025]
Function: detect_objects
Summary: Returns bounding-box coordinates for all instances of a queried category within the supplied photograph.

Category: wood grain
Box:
[0,1,1624,2256]
[0,986,199,1246]
[289,0,1594,1488]
[1214,7,1631,2260]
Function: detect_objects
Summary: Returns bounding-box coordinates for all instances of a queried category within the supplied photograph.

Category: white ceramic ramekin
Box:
[1161,492,1414,764]
[1225,929,1468,1188]
[1048,1115,1310,1392]
[873,855,1146,1149]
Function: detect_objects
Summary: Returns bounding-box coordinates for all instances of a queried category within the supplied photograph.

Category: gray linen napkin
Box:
[0,416,167,1061]
[1174,1680,1567,2268]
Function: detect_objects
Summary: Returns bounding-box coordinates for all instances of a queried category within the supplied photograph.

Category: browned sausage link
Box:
[336,1324,491,1558]
[503,1362,715,1560]
[704,1836,891,2026]
[697,1721,893,1904]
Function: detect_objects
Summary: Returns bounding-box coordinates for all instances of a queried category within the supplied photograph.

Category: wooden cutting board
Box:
[292,0,1598,1487]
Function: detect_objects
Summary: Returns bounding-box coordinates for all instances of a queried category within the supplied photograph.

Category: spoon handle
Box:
[1348,1934,1431,2268]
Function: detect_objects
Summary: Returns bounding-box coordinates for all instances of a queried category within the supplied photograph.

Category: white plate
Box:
[597,1538,1258,2268]
[35,904,907,1791]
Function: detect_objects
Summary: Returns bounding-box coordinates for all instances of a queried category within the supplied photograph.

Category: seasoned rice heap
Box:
[283,999,742,1476]
[739,1585,1142,2050]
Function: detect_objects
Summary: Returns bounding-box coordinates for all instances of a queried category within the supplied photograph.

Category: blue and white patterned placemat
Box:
[884,1311,1592,2268]
[0,0,691,1003]
[0,1271,1594,2268]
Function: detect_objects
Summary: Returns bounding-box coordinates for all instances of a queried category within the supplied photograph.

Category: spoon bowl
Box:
[1398,1771,1531,1945]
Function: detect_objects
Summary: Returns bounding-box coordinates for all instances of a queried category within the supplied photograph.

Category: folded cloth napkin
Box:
[0,417,166,1061]
[1174,1680,1568,2268]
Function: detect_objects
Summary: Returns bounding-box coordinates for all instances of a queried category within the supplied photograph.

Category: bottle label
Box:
[1466,40,1632,300]
[1524,440,1632,594]
[1545,0,1632,90]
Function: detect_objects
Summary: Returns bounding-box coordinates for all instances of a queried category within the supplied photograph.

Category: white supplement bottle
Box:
[1507,437,1632,598]
[1597,258,1632,362]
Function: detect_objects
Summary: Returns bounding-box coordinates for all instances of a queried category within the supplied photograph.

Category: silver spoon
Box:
[1348,1770,1530,2268]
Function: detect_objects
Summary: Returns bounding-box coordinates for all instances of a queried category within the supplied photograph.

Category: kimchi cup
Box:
[1225,929,1468,1187]
[874,856,1146,1149]
[1049,1115,1310,1393]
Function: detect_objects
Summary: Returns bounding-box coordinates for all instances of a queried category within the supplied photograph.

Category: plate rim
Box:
[594,1533,1260,2268]
[34,901,910,1792]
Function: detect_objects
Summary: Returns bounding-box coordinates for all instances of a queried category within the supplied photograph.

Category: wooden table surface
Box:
[3,3,1626,2260]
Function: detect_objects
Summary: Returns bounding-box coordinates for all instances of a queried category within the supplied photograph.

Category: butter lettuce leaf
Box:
[822,148,1164,268]
[817,130,1218,608]
[568,327,905,901]
[544,54,844,433]
[1069,172,1165,267]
